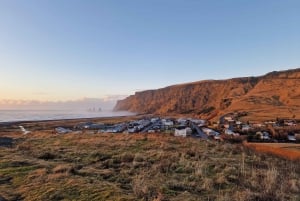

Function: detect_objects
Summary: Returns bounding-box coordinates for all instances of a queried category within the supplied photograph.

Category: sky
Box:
[0,0,300,107]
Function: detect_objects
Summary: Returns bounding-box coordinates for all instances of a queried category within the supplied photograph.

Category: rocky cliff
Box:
[114,68,300,120]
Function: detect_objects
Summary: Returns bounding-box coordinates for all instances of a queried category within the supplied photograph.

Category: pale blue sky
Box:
[1,0,300,101]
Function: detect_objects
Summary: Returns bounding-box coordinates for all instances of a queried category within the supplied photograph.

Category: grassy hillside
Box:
[0,132,299,201]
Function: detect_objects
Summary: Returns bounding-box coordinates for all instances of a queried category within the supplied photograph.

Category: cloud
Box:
[0,95,128,110]
[101,95,128,101]
[32,92,48,96]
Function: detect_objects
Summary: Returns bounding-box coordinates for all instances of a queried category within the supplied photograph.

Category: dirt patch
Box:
[244,142,300,161]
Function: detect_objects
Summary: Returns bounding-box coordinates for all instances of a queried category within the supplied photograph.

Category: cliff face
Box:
[114,68,300,120]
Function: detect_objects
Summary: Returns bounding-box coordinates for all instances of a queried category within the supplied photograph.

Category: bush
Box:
[38,152,56,160]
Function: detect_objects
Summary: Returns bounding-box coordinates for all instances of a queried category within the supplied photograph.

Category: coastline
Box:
[0,114,145,133]
[0,115,134,125]
[0,110,136,123]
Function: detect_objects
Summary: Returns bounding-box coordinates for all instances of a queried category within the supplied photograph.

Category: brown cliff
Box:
[114,68,300,121]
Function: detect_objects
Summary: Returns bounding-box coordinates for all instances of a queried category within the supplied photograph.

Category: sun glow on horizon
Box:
[1,1,300,105]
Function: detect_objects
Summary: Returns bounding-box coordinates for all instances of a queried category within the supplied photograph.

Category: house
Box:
[128,126,138,133]
[88,123,106,129]
[213,133,221,140]
[287,132,296,142]
[177,118,188,125]
[236,121,242,125]
[202,128,220,139]
[224,129,234,135]
[224,116,233,121]
[242,125,251,132]
[284,121,297,127]
[74,122,105,130]
[265,121,276,126]
[261,131,271,141]
[202,128,218,136]
[74,122,94,129]
[162,119,174,126]
[253,123,264,128]
[224,129,240,136]
[224,124,230,129]
[174,127,192,137]
[138,119,151,127]
[55,127,72,134]
[151,118,159,123]
[190,119,206,126]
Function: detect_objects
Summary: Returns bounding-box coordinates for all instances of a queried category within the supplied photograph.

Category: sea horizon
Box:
[0,109,135,123]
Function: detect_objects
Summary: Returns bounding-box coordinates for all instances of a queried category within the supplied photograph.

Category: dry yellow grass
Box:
[0,120,300,201]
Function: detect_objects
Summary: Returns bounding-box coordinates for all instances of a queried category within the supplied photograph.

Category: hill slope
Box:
[114,68,300,121]
[1,131,299,200]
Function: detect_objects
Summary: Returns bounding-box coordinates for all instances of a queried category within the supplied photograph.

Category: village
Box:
[53,114,300,143]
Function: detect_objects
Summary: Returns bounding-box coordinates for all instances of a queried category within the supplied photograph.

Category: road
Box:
[140,120,161,133]
[191,123,208,140]
[140,123,155,133]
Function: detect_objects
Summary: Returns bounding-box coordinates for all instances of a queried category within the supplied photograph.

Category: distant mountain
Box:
[114,68,300,121]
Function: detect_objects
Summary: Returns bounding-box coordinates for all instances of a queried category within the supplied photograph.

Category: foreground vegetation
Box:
[0,132,299,201]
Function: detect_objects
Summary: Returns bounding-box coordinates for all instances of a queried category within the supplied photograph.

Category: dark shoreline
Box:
[0,111,142,124]
[0,115,130,125]
[0,109,137,125]
[0,115,144,131]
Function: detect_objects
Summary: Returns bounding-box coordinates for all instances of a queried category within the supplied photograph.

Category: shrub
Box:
[38,152,56,160]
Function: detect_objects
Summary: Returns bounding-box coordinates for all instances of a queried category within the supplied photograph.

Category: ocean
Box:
[0,110,135,123]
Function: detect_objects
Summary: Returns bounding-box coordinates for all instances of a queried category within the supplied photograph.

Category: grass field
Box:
[0,129,299,201]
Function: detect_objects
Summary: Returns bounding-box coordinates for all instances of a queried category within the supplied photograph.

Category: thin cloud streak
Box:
[0,96,127,110]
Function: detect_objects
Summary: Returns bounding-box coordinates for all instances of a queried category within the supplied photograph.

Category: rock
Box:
[114,68,300,121]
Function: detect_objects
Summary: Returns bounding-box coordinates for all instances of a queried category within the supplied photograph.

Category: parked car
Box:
[213,133,221,141]
[55,127,72,134]
[287,132,296,142]
[261,131,271,141]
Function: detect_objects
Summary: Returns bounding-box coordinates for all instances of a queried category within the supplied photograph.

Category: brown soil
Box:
[244,142,300,161]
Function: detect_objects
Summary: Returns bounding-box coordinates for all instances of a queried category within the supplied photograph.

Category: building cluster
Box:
[53,114,300,143]
[217,113,299,142]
